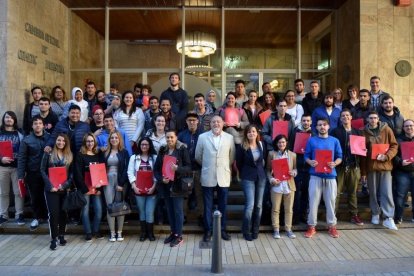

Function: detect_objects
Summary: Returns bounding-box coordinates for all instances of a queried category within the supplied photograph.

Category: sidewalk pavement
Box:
[1,228,414,275]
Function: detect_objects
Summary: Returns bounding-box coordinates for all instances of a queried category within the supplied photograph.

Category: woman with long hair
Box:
[342,85,360,112]
[236,124,266,241]
[242,90,263,125]
[113,90,145,147]
[128,137,158,242]
[262,92,277,112]
[74,133,103,242]
[154,130,191,247]
[267,134,297,239]
[40,134,73,250]
[50,86,68,119]
[333,88,344,110]
[103,130,130,242]
[145,114,167,154]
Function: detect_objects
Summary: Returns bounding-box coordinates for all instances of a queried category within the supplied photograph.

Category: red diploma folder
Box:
[349,135,367,156]
[351,119,365,130]
[0,141,13,159]
[84,172,96,195]
[136,170,154,193]
[162,155,177,181]
[224,108,240,127]
[89,163,109,187]
[272,121,288,139]
[48,167,67,188]
[259,110,272,125]
[18,179,26,198]
[400,141,414,162]
[371,144,389,160]
[142,95,149,108]
[293,132,311,154]
[271,158,290,181]
[315,150,333,174]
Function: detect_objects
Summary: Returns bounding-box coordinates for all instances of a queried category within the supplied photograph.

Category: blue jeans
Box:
[81,194,102,234]
[163,195,184,236]
[202,186,229,232]
[135,195,157,223]
[242,178,266,235]
[395,171,414,220]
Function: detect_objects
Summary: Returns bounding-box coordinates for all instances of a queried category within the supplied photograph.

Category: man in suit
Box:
[195,115,235,242]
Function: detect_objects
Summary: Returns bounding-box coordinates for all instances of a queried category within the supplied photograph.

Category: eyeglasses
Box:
[404,125,414,128]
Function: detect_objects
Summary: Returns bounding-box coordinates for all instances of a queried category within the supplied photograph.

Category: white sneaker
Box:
[383,218,398,230]
[371,215,380,225]
[109,233,116,242]
[30,219,39,231]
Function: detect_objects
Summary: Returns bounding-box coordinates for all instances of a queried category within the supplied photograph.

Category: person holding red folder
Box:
[394,119,414,224]
[267,134,297,239]
[0,111,25,226]
[40,134,73,250]
[154,130,191,247]
[74,133,104,242]
[127,137,158,242]
[262,99,295,151]
[331,109,364,225]
[304,118,342,238]
[360,111,398,230]
[103,130,130,242]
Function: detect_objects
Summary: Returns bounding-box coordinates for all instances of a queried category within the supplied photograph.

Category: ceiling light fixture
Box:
[176,31,217,59]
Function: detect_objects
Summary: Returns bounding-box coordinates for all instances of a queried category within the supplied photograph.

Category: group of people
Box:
[0,73,412,251]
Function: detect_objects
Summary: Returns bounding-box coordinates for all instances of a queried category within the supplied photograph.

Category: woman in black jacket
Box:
[236,124,266,241]
[154,130,191,247]
[73,133,104,242]
[103,130,130,242]
[40,134,73,250]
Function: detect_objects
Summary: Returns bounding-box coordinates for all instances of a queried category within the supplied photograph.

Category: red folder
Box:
[142,95,149,108]
[84,172,96,195]
[18,179,26,198]
[400,141,414,162]
[293,132,311,154]
[351,119,365,130]
[349,135,367,156]
[259,110,272,125]
[315,149,333,174]
[224,108,240,127]
[271,158,290,181]
[272,121,288,139]
[371,144,389,160]
[48,167,67,188]
[0,141,13,159]
[162,155,177,181]
[89,163,109,187]
[136,170,154,193]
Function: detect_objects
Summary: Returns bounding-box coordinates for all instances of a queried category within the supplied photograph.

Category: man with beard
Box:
[38,97,59,134]
[144,96,161,134]
[311,93,341,134]
[302,81,324,116]
[378,95,404,137]
[23,86,43,135]
[294,79,306,104]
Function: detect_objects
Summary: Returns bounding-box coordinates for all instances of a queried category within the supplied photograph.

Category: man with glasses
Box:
[90,105,105,135]
[393,120,414,224]
[360,111,398,230]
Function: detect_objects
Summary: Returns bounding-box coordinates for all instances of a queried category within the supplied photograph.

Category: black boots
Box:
[139,221,147,241]
[147,223,155,241]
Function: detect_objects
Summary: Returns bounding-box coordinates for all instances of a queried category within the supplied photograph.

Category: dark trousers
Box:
[26,172,47,220]
[44,191,67,240]
[293,171,310,221]
[202,186,228,232]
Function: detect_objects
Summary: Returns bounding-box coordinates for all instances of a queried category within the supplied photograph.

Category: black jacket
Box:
[154,141,191,197]
[331,125,361,168]
[236,142,266,181]
[47,119,90,154]
[394,134,414,173]
[18,131,50,178]
[103,149,130,187]
[40,153,73,192]
[302,92,324,116]
[73,152,103,194]
[23,102,37,135]
[379,107,404,137]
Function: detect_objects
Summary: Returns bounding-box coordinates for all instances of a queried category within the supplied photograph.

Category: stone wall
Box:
[4,0,69,123]
[360,0,414,118]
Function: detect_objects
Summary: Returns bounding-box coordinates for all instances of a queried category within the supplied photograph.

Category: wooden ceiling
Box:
[62,0,341,48]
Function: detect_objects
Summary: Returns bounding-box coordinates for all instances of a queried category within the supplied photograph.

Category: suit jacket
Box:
[195,130,235,187]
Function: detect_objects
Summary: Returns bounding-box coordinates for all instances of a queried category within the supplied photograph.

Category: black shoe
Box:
[164,233,175,244]
[0,216,8,226]
[243,233,253,241]
[16,215,25,226]
[170,235,183,247]
[94,232,104,240]
[85,233,92,242]
[252,233,258,240]
[58,235,67,246]
[147,223,155,241]
[221,231,231,241]
[50,239,57,250]
[139,221,147,242]
[203,231,212,242]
